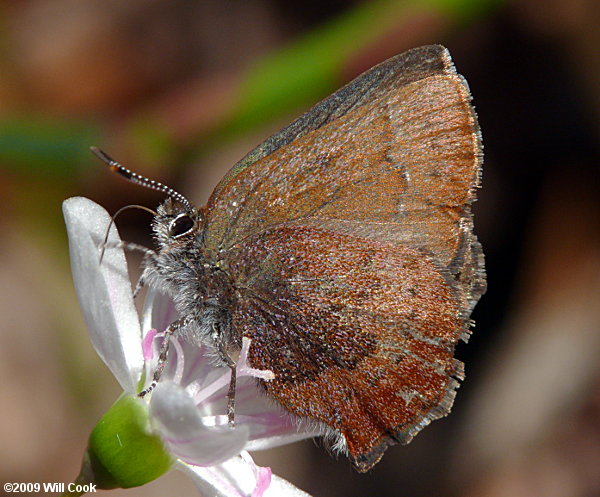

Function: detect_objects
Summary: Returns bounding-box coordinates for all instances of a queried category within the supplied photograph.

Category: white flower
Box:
[63,196,317,497]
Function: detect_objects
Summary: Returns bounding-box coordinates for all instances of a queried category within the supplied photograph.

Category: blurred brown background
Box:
[1,1,599,496]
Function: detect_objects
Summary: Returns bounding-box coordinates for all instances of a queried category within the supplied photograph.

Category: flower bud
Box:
[75,395,173,490]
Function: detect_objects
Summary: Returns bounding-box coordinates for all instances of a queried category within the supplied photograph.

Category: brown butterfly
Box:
[93,44,485,472]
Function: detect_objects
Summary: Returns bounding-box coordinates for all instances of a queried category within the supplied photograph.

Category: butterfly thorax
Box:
[147,199,237,353]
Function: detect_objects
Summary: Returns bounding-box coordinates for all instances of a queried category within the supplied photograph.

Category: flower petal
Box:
[243,413,320,452]
[180,452,312,497]
[266,474,313,497]
[228,382,320,450]
[63,197,143,392]
[150,381,250,466]
[141,288,179,335]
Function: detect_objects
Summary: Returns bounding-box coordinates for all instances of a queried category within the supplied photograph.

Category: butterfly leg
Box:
[227,363,237,427]
[212,322,237,426]
[99,239,155,264]
[138,316,189,398]
[98,240,156,298]
[132,268,150,299]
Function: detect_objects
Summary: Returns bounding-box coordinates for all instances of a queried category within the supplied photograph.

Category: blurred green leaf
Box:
[223,0,502,137]
[433,0,504,20]
[0,116,99,178]
[129,115,175,169]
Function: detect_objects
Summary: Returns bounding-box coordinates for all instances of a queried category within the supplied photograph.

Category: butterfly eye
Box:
[169,214,195,238]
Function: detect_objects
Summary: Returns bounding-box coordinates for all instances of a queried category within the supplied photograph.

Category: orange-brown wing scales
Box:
[204,76,478,269]
[227,226,464,471]
[209,45,453,201]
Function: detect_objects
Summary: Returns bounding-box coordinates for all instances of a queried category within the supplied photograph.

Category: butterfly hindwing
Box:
[226,225,465,471]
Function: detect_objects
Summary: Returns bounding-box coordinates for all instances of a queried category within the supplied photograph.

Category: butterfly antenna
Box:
[90,146,192,211]
[99,204,158,264]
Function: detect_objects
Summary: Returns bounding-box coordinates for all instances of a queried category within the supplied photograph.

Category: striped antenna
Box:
[90,147,192,211]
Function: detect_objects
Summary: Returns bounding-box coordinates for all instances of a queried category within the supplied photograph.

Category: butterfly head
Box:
[152,198,204,249]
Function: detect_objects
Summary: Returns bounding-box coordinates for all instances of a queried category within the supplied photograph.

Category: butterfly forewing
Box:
[207,44,455,205]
